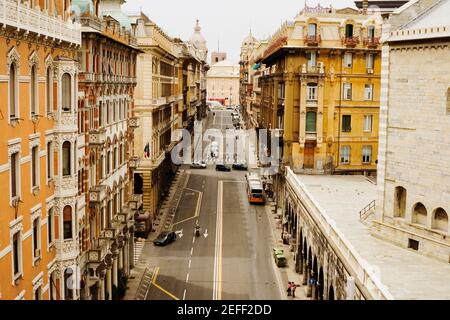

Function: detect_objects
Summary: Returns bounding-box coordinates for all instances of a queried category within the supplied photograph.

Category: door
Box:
[304,144,315,169]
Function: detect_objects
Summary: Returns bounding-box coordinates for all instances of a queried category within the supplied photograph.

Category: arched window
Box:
[61,73,71,112]
[30,65,38,115]
[9,63,18,118]
[412,203,427,226]
[46,67,52,114]
[306,112,317,132]
[368,25,375,39]
[394,186,407,218]
[62,141,71,176]
[63,205,73,239]
[432,208,448,233]
[308,23,317,36]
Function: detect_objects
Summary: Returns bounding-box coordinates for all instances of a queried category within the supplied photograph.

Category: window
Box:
[64,268,74,300]
[277,83,285,99]
[344,53,352,68]
[30,65,38,115]
[63,206,73,239]
[366,54,374,69]
[364,84,373,101]
[345,24,353,38]
[48,208,54,246]
[343,83,352,100]
[32,218,41,259]
[362,146,372,163]
[61,73,71,112]
[308,23,317,36]
[433,208,448,232]
[34,286,42,300]
[363,115,373,132]
[306,112,317,132]
[9,63,18,118]
[31,146,39,188]
[307,84,318,100]
[11,152,19,199]
[368,25,375,39]
[408,239,419,251]
[47,142,53,180]
[412,203,427,226]
[394,187,407,218]
[62,141,71,176]
[106,150,111,174]
[12,232,21,277]
[307,52,317,68]
[342,115,351,132]
[340,146,350,164]
[99,102,103,126]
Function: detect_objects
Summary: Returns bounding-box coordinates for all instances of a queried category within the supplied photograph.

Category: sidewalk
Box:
[265,199,309,301]
[124,169,188,300]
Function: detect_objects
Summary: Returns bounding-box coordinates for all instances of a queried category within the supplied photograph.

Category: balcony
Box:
[54,175,77,197]
[89,129,106,147]
[363,37,380,49]
[304,35,321,46]
[56,239,79,261]
[55,112,77,132]
[0,0,81,45]
[128,117,140,129]
[342,36,359,48]
[305,132,317,141]
[152,97,167,107]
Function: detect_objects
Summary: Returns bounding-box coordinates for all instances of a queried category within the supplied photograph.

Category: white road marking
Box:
[192,236,196,244]
[183,289,187,300]
[190,247,194,256]
[188,259,192,269]
[186,273,190,283]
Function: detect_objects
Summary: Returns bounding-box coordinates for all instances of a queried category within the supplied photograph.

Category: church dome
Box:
[242,31,257,47]
[189,20,207,51]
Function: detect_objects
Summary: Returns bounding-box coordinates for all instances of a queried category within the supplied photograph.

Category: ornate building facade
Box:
[206,58,240,106]
[0,0,81,300]
[73,0,140,300]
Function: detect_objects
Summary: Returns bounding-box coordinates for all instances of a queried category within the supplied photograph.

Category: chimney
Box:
[362,0,369,14]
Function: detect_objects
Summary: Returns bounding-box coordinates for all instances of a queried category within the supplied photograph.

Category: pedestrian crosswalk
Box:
[134,240,146,265]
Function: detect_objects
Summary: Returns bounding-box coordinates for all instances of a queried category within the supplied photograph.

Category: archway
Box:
[312,256,319,300]
[412,202,427,226]
[394,186,406,218]
[329,285,335,300]
[433,208,448,233]
[318,267,324,300]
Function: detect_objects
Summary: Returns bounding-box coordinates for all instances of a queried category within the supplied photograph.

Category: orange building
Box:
[0,0,81,299]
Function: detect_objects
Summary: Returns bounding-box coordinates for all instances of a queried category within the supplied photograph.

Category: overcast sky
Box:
[122,0,357,63]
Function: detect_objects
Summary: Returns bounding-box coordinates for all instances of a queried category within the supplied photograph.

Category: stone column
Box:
[119,248,124,270]
[99,279,105,301]
[106,269,112,300]
[302,261,308,285]
[113,257,118,289]
[124,241,129,275]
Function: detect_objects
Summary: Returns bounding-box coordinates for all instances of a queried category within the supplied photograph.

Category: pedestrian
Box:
[287,282,292,296]
[292,283,297,298]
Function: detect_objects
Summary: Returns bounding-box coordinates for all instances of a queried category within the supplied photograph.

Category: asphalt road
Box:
[143,109,283,300]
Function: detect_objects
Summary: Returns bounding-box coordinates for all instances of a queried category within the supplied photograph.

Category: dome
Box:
[189,20,207,50]
[72,0,95,15]
[242,31,257,47]
[100,0,132,31]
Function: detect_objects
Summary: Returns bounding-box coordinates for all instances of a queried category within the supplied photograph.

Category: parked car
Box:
[226,105,234,110]
[190,162,207,169]
[215,164,231,172]
[153,231,177,246]
[232,163,248,171]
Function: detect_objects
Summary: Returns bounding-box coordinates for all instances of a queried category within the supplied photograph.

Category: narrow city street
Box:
[141,110,283,300]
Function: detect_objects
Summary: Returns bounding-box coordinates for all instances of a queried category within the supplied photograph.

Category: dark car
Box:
[232,163,248,171]
[153,231,177,246]
[215,164,231,172]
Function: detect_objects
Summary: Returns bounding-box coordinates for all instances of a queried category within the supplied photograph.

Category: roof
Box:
[290,173,450,299]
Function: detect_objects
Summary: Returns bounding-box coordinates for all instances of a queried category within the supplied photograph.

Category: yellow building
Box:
[250,4,382,175]
[0,0,81,299]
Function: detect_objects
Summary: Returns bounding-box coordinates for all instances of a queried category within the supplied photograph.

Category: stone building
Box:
[211,51,227,65]
[73,0,140,300]
[373,0,450,262]
[129,15,208,223]
[207,59,240,106]
[0,0,81,300]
